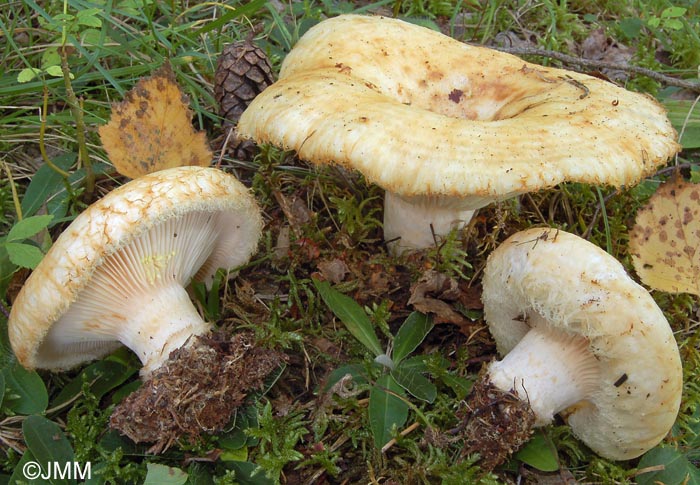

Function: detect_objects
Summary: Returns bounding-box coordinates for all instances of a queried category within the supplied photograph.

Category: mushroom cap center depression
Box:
[390,66,553,123]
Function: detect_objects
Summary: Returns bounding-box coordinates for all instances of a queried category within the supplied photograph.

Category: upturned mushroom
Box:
[8,166,263,376]
[460,227,682,469]
[236,15,679,251]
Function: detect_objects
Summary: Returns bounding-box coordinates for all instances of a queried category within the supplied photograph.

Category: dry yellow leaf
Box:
[629,176,700,295]
[99,63,212,179]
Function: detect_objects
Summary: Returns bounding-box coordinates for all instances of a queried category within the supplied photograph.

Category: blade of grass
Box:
[596,187,612,254]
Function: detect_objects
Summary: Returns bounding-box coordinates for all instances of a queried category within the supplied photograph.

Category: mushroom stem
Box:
[459,324,601,469]
[119,283,211,376]
[487,324,601,426]
[383,191,475,252]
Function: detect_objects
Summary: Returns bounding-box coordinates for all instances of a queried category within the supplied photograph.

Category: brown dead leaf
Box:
[408,270,468,325]
[579,28,634,82]
[99,62,212,178]
[273,190,313,235]
[317,258,350,284]
[629,176,700,295]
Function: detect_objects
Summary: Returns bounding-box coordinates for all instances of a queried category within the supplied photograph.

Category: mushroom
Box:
[461,227,682,469]
[8,166,263,376]
[236,15,679,251]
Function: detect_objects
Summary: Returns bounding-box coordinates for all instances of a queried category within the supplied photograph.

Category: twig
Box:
[492,45,700,92]
[39,86,70,179]
[60,51,94,197]
[381,421,421,453]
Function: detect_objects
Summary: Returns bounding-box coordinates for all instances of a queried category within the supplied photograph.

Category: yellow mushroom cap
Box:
[237,14,679,204]
[481,228,682,460]
[9,166,262,372]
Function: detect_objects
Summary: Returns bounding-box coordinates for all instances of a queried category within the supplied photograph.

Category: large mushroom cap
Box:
[9,166,263,371]
[237,14,679,206]
[481,227,682,460]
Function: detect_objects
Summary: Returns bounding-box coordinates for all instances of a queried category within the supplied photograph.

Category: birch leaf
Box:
[99,62,212,178]
[629,176,700,295]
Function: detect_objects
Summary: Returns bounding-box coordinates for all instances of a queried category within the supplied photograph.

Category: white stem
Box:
[487,325,600,426]
[118,283,211,376]
[383,191,475,252]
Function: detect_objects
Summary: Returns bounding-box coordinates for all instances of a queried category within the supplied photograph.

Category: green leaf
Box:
[0,244,17,301]
[661,6,686,18]
[184,463,214,485]
[191,270,223,321]
[110,380,142,405]
[321,363,369,392]
[81,27,110,45]
[369,374,408,448]
[224,461,274,485]
[664,18,684,30]
[397,354,430,372]
[99,429,140,454]
[51,360,137,409]
[647,17,661,28]
[314,279,383,356]
[663,99,700,150]
[440,372,474,400]
[514,431,559,472]
[685,407,700,459]
[392,312,433,364]
[20,154,75,218]
[45,65,68,78]
[76,9,102,27]
[17,68,42,83]
[2,363,48,414]
[7,215,54,242]
[144,463,188,485]
[5,242,45,269]
[618,18,642,39]
[40,47,61,69]
[219,428,248,452]
[22,415,75,485]
[9,449,35,484]
[631,179,661,200]
[637,446,700,485]
[391,366,436,403]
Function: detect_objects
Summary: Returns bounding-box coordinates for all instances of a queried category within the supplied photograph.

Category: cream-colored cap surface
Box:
[237,15,679,204]
[481,227,682,460]
[9,166,262,370]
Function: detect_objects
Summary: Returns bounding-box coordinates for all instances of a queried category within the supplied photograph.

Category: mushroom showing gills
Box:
[460,227,682,470]
[236,14,679,252]
[8,166,263,376]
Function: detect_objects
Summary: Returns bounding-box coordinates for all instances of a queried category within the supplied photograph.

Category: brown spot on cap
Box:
[449,89,464,103]
[683,207,694,225]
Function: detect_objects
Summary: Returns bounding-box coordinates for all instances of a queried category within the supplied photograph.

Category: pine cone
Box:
[214,40,274,160]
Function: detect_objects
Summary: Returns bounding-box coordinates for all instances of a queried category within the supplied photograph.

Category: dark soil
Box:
[110,331,287,453]
[457,372,537,471]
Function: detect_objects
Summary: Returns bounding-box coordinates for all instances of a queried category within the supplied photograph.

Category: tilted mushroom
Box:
[460,227,682,469]
[236,14,679,251]
[8,166,263,376]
